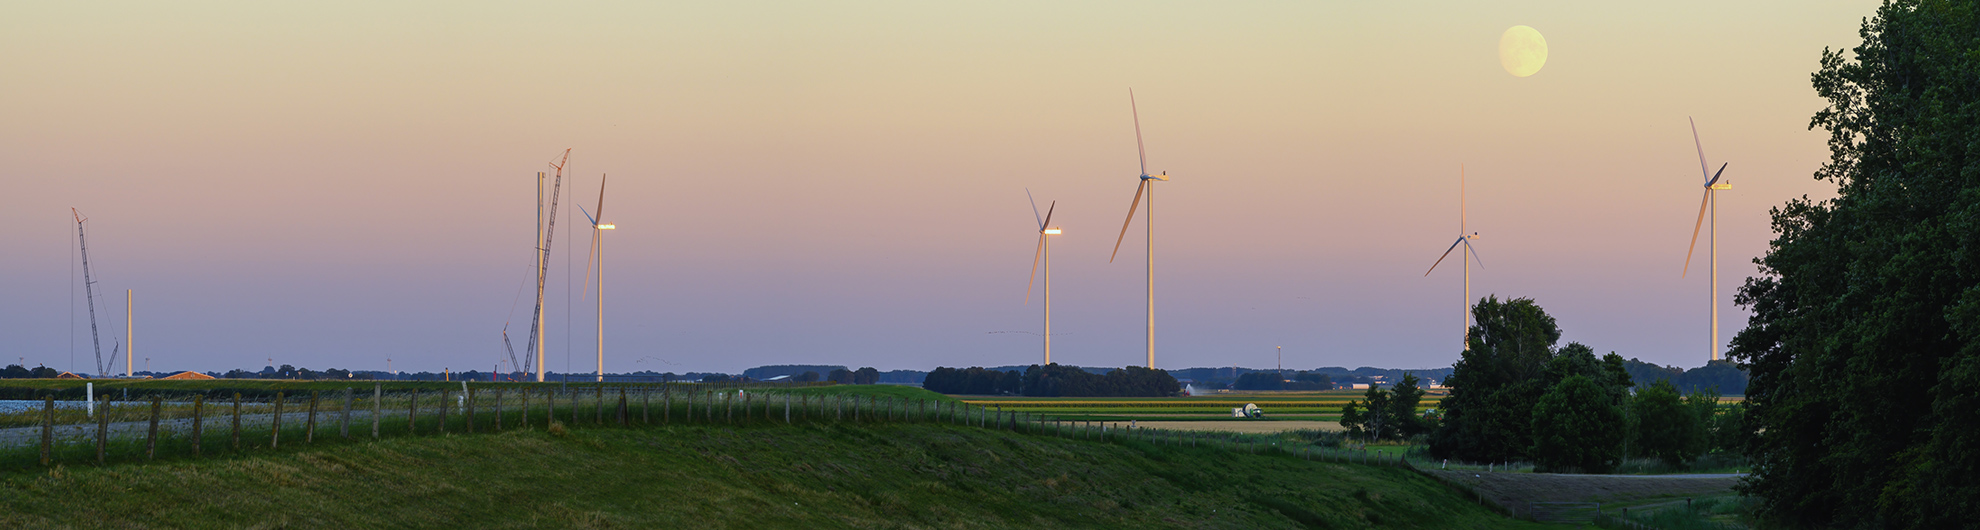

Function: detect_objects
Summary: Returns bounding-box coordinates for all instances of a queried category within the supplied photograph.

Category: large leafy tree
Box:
[1630,379,1704,467]
[1729,1,1980,527]
[1530,375,1625,473]
[1431,296,1630,463]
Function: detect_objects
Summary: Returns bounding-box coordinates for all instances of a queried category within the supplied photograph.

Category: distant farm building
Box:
[160,371,215,380]
[56,372,86,379]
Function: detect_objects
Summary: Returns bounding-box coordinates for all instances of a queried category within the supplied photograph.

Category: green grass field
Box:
[0,393,1565,529]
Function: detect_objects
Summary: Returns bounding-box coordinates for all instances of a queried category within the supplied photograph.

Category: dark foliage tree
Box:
[30,366,58,378]
[1,365,30,379]
[700,373,732,383]
[1389,373,1431,438]
[827,369,853,384]
[1338,399,1367,439]
[794,371,820,383]
[1430,297,1630,463]
[1294,372,1332,389]
[1232,371,1285,390]
[1429,296,1562,462]
[928,364,1176,397]
[1630,379,1704,467]
[1726,2,1980,526]
[852,367,880,385]
[1530,375,1625,473]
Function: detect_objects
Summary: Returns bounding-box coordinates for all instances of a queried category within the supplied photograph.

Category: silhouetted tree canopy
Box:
[1728,3,1980,526]
[1429,297,1630,463]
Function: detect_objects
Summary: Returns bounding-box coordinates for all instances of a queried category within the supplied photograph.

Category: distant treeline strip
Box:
[923,365,1179,397]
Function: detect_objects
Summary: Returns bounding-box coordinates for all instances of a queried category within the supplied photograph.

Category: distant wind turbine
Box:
[1681,118,1733,362]
[1424,166,1483,351]
[1024,189,1062,365]
[1110,89,1169,369]
[579,174,615,382]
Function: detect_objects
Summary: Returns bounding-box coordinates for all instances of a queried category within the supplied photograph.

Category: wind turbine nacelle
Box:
[1043,227,1062,235]
[1709,181,1732,190]
[1141,172,1169,181]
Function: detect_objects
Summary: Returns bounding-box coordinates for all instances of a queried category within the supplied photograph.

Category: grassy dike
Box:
[0,385,1565,529]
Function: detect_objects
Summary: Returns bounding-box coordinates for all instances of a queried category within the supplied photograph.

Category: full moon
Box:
[1499,25,1548,77]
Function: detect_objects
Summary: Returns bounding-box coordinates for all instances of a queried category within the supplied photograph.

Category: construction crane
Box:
[72,209,113,377]
[501,324,520,380]
[524,149,569,380]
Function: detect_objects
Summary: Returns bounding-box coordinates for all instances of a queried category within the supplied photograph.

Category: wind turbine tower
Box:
[1110,89,1170,369]
[1682,118,1733,362]
[1025,190,1060,365]
[581,174,615,382]
[1424,166,1484,351]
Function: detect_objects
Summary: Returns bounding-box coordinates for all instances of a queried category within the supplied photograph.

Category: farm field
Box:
[960,390,1443,429]
[0,384,1567,529]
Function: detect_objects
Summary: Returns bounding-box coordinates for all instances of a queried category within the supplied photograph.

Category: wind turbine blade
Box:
[594,174,607,223]
[577,204,596,226]
[581,174,609,301]
[1689,117,1711,182]
[1026,233,1044,304]
[1026,188,1043,230]
[1425,237,1464,276]
[1683,190,1710,277]
[1131,89,1147,176]
[1464,239,1484,269]
[1111,180,1147,263]
[582,228,600,301]
[1706,163,1727,188]
[1041,201,1056,230]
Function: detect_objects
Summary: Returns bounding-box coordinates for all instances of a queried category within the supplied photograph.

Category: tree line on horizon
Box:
[923,364,1179,397]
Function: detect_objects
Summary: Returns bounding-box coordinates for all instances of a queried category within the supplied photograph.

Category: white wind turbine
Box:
[1024,189,1062,365]
[579,174,615,382]
[1424,166,1483,351]
[1681,118,1733,362]
[1109,89,1169,369]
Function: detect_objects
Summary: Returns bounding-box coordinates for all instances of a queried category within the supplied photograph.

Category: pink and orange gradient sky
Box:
[1,1,1877,375]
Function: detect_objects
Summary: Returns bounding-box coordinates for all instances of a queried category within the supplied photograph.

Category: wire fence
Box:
[3,384,1445,480]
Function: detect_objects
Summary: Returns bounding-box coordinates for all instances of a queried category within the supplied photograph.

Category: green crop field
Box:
[960,391,1445,425]
[0,384,1565,529]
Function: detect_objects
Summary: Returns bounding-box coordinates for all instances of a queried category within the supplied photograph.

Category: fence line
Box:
[3,383,1447,481]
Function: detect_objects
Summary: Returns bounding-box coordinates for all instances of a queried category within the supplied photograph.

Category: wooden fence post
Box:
[147,397,162,459]
[663,385,672,424]
[641,386,650,424]
[306,391,319,444]
[409,388,419,435]
[437,390,450,434]
[618,388,628,427]
[232,393,242,451]
[371,384,382,439]
[466,387,476,434]
[40,396,54,466]
[494,387,503,432]
[272,392,284,449]
[340,387,353,439]
[192,395,205,458]
[97,395,110,464]
[594,385,604,425]
[520,387,530,430]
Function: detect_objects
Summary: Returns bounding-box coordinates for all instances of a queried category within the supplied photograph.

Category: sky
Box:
[1,1,1880,375]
